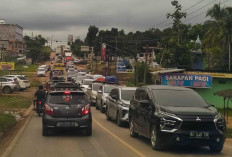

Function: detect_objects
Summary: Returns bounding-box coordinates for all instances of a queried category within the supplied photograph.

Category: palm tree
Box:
[203,4,232,71]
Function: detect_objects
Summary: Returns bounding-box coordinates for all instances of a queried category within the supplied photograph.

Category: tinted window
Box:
[47,93,87,105]
[83,80,92,85]
[18,76,26,80]
[93,83,101,91]
[121,89,136,101]
[104,85,115,93]
[152,90,209,107]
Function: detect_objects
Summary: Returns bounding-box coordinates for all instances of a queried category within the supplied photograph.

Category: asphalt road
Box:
[7,107,232,157]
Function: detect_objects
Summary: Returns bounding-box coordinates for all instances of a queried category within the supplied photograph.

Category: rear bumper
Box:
[42,113,92,129]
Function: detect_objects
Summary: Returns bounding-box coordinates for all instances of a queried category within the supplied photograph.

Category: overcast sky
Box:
[0,0,231,41]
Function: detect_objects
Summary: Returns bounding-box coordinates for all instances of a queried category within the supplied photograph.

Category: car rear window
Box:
[18,76,26,80]
[121,89,136,101]
[93,83,101,91]
[152,90,209,107]
[47,92,87,105]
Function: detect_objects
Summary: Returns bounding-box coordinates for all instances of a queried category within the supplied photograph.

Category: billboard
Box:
[116,58,134,73]
[81,46,90,52]
[161,73,212,88]
[0,62,15,70]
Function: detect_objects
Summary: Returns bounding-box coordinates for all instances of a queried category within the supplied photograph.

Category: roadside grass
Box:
[30,79,41,87]
[0,96,32,110]
[0,114,16,131]
[15,64,38,72]
[226,128,232,138]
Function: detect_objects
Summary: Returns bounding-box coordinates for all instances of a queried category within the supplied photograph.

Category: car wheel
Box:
[150,125,162,150]
[3,86,12,94]
[116,112,122,127]
[42,126,49,136]
[106,107,111,121]
[209,143,224,152]
[85,126,92,136]
[129,121,138,138]
[100,101,105,113]
[96,99,99,110]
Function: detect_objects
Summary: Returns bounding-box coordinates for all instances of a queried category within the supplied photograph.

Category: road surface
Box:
[7,108,232,157]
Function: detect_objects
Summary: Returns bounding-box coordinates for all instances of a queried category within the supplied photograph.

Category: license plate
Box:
[57,122,78,127]
[190,131,209,139]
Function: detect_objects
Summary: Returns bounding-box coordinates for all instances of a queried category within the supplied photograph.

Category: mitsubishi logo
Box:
[196,117,201,122]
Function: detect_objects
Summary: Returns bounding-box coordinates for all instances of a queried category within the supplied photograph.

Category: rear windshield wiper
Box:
[54,102,71,107]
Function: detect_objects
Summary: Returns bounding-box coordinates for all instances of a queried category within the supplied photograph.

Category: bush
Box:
[0,114,16,131]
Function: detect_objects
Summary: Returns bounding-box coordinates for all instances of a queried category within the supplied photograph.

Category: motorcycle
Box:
[36,100,44,116]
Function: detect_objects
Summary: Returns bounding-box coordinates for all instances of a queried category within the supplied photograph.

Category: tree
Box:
[167,0,187,44]
[203,4,232,71]
[85,25,99,47]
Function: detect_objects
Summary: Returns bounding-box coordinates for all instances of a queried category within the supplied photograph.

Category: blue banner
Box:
[161,73,212,88]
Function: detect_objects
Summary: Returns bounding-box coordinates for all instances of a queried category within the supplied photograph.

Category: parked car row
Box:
[37,64,50,77]
[0,74,31,93]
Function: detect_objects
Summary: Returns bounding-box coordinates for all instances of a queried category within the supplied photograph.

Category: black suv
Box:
[42,86,92,136]
[129,85,226,152]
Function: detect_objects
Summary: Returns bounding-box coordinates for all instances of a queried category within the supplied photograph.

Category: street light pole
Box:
[143,45,148,84]
[1,44,5,61]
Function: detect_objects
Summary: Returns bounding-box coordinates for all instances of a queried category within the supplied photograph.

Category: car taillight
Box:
[39,101,42,105]
[82,104,90,115]
[12,81,17,84]
[44,104,54,115]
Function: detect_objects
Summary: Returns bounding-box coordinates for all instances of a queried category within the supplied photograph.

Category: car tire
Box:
[85,126,92,136]
[100,101,105,113]
[3,86,12,94]
[106,107,111,121]
[42,126,49,136]
[129,121,138,138]
[209,143,224,153]
[150,125,162,150]
[116,112,122,127]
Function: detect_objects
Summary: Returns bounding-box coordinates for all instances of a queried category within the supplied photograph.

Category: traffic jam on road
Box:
[36,49,226,154]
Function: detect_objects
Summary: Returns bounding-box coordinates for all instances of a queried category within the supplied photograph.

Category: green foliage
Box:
[14,64,38,72]
[71,38,85,57]
[137,62,152,84]
[30,79,41,87]
[24,35,50,64]
[0,114,16,131]
[0,96,32,110]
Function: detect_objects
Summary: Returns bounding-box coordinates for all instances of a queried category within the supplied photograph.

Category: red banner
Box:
[101,44,106,60]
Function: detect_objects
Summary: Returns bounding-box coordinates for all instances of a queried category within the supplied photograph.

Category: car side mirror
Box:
[209,103,214,107]
[98,90,103,94]
[87,87,91,90]
[111,95,118,101]
[140,100,149,107]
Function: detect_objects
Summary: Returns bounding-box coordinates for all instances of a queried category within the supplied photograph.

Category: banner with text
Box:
[0,62,15,70]
[161,73,212,88]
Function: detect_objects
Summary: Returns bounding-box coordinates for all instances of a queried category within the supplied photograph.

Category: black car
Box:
[42,89,92,136]
[129,85,226,152]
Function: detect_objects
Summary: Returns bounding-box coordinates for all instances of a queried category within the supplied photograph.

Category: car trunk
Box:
[47,92,87,118]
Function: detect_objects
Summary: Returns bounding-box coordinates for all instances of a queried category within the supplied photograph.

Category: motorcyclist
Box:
[34,85,47,113]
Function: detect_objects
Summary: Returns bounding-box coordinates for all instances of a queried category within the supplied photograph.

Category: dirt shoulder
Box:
[0,53,55,156]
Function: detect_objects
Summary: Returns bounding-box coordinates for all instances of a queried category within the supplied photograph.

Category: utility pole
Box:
[115,37,117,76]
[143,45,148,85]
[229,34,231,71]
[1,44,4,61]
[134,41,138,86]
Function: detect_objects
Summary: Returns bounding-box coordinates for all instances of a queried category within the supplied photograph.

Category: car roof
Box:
[115,86,137,90]
[142,85,193,91]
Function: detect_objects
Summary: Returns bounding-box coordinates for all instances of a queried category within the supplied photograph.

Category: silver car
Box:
[96,84,117,113]
[0,77,19,94]
[86,82,102,106]
[105,87,136,126]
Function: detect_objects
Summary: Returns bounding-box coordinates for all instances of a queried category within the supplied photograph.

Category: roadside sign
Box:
[81,46,90,52]
[161,73,212,88]
[116,58,134,73]
[0,62,15,70]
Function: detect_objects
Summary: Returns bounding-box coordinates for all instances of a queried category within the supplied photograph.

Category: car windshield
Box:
[121,89,136,101]
[152,90,209,107]
[18,76,26,80]
[83,80,92,85]
[104,85,115,93]
[47,93,87,105]
[93,84,101,91]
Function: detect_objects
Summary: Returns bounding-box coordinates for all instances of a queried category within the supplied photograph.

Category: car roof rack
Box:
[53,82,82,91]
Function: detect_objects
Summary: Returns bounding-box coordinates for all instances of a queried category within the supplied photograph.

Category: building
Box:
[137,46,163,63]
[0,20,26,54]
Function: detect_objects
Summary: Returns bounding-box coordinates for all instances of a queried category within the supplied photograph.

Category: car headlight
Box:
[158,110,182,133]
[214,113,225,132]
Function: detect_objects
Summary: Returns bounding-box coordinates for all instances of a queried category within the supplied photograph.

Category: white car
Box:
[39,65,49,71]
[81,79,94,92]
[37,68,46,77]
[92,75,105,81]
[3,75,29,90]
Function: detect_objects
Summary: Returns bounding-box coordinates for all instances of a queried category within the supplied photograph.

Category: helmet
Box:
[39,85,43,90]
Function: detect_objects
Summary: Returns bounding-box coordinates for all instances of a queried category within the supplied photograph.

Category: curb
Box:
[2,106,34,157]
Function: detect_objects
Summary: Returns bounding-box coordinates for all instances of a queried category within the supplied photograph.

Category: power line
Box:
[187,0,218,16]
[150,0,207,28]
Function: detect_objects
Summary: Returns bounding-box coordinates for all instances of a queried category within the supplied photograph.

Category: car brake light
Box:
[82,104,90,115]
[64,91,70,95]
[39,101,42,105]
[44,104,54,115]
